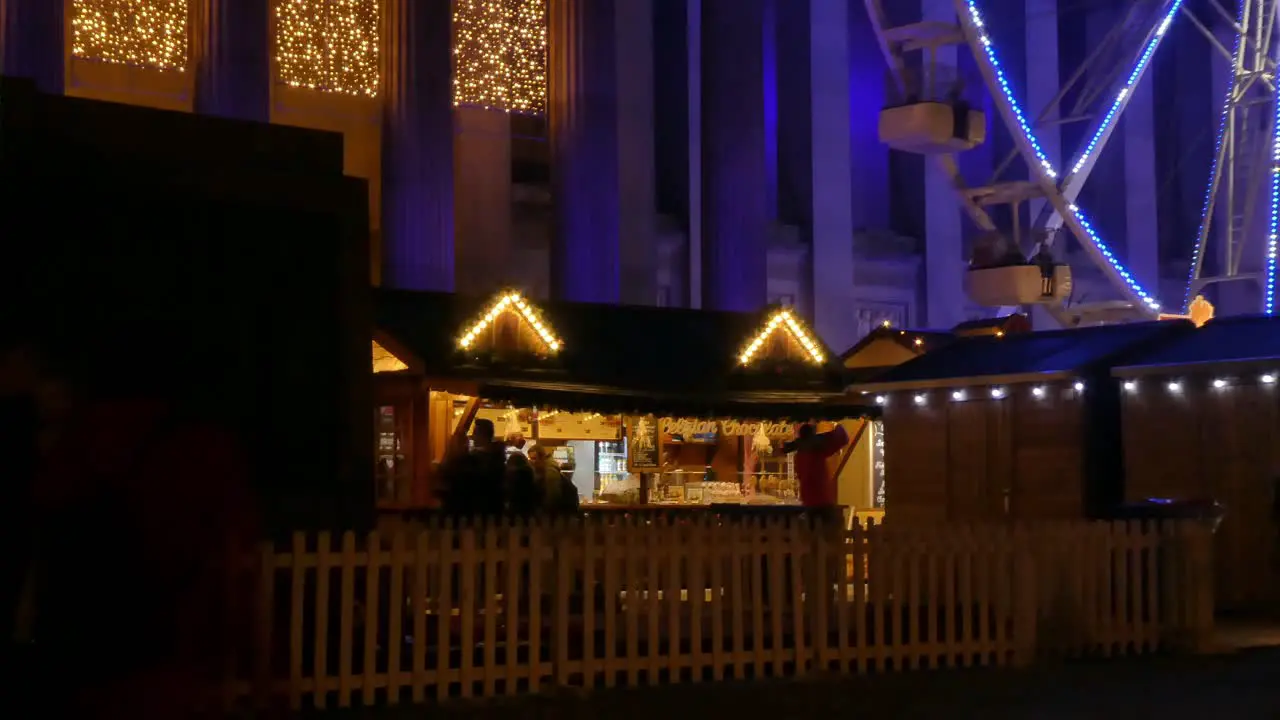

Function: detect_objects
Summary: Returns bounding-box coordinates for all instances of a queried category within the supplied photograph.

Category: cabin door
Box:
[945,399,1012,521]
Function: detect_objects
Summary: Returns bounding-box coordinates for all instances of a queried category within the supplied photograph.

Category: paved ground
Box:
[289,647,1280,719]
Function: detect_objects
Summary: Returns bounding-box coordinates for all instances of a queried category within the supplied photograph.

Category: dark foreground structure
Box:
[0,79,373,532]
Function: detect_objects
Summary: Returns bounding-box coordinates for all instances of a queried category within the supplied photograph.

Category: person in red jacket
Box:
[8,331,261,718]
[784,422,850,512]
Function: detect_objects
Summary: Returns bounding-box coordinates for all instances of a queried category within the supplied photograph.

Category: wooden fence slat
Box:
[482,526,499,696]
[337,531,357,707]
[287,532,306,711]
[361,531,381,706]
[386,532,405,704]
[411,531,428,703]
[313,532,332,709]
[654,517,669,685]
[603,520,619,688]
[709,518,725,681]
[435,523,454,702]
[581,519,597,687]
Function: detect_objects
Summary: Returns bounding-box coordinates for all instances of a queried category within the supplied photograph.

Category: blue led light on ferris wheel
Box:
[1267,68,1279,315]
[963,0,1182,313]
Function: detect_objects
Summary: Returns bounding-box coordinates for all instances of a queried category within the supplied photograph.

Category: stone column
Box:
[809,0,856,351]
[687,0,703,308]
[453,108,512,295]
[848,1,888,231]
[702,0,769,313]
[0,0,64,94]
[380,0,455,292]
[193,0,270,122]
[549,0,621,304]
[921,0,964,328]
[616,0,657,306]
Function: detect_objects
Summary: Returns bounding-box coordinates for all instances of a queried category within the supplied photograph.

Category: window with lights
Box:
[274,0,381,97]
[71,0,189,71]
[453,0,548,114]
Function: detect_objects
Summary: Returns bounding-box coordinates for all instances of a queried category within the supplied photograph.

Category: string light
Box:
[952,390,966,401]
[1032,386,1046,398]
[275,0,380,97]
[1123,380,1137,392]
[959,1,1175,313]
[990,387,1005,399]
[738,309,826,365]
[453,0,547,114]
[913,394,927,405]
[1212,378,1228,389]
[875,395,887,405]
[1074,381,1086,392]
[1262,374,1277,385]
[1167,381,1182,393]
[71,0,188,71]
[458,291,561,352]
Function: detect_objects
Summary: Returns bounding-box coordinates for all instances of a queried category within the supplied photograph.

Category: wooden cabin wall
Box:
[886,385,1086,524]
[1121,384,1205,501]
[883,399,948,524]
[1124,376,1280,610]
[1010,386,1085,519]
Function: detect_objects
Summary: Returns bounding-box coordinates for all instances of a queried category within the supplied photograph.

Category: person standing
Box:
[784,422,850,515]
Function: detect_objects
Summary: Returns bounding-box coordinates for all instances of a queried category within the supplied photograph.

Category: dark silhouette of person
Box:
[437,433,472,512]
[12,327,261,718]
[444,418,506,517]
[529,445,578,514]
[1035,242,1056,296]
[970,231,1004,269]
[505,452,540,516]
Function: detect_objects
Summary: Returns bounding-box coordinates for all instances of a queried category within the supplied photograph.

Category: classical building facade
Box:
[0,0,1205,351]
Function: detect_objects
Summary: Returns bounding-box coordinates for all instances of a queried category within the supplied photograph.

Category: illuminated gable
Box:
[739,309,826,366]
[274,0,381,97]
[458,291,561,355]
[453,0,548,113]
[71,0,189,71]
[372,340,409,373]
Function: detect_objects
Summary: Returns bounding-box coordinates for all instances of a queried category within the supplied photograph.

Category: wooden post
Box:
[1186,522,1216,652]
[1010,524,1038,666]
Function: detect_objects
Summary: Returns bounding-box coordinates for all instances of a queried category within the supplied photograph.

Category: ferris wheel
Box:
[864,0,1279,325]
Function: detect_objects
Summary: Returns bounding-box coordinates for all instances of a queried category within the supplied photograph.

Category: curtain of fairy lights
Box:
[71,0,189,71]
[275,0,381,97]
[453,0,547,114]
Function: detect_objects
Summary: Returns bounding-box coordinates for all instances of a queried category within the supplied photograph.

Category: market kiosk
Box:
[368,288,876,512]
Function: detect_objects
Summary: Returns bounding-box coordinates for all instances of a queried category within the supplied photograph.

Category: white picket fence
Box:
[232,516,1214,711]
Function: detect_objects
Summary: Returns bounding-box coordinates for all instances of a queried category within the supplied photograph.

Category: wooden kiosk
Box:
[853,321,1189,525]
[1112,314,1280,611]
[368,288,876,511]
